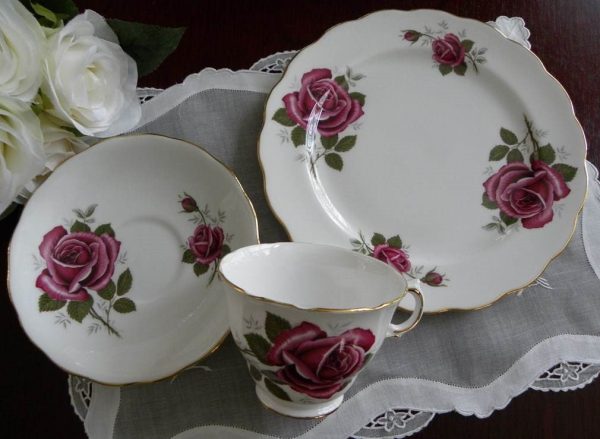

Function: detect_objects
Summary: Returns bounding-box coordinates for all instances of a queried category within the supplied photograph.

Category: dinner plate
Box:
[8,134,258,384]
[259,10,587,312]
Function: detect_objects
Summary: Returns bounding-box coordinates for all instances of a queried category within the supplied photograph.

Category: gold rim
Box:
[256,8,589,314]
[218,243,408,313]
[6,133,259,386]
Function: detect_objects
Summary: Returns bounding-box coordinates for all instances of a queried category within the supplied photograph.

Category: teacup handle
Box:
[386,282,424,338]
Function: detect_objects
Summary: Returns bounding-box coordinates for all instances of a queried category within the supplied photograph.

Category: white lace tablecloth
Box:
[68,18,600,439]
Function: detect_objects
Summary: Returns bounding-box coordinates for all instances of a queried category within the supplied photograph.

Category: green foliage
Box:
[325,153,343,171]
[71,220,91,233]
[38,294,66,312]
[107,19,186,77]
[117,269,132,296]
[67,298,93,323]
[272,108,295,127]
[97,281,116,300]
[244,333,271,364]
[265,312,291,343]
[500,128,518,145]
[113,297,136,313]
[489,145,509,161]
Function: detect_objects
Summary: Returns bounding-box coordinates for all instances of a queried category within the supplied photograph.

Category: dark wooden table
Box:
[2,1,599,437]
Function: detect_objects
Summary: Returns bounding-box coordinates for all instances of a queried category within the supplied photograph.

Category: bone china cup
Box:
[218,242,424,418]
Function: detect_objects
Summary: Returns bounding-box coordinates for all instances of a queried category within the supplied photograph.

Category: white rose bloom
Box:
[0,0,45,102]
[0,98,45,214]
[42,10,141,137]
[39,113,89,170]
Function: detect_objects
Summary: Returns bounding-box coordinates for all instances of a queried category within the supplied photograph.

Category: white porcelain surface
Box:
[9,134,258,384]
[220,242,406,310]
[259,10,587,312]
[220,243,423,417]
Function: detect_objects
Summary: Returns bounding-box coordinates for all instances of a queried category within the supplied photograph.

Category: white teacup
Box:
[218,242,424,418]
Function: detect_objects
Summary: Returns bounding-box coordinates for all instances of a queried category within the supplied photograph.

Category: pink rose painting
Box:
[243,312,376,400]
[401,25,487,76]
[272,67,366,172]
[36,226,120,301]
[179,193,231,285]
[267,322,375,399]
[35,205,135,337]
[431,33,465,67]
[372,244,411,273]
[482,116,578,233]
[282,68,364,137]
[351,232,448,287]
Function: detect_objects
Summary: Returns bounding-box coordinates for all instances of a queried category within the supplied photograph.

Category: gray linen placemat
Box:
[100,85,600,439]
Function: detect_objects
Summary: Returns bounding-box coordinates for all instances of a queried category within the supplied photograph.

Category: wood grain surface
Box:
[2,1,598,437]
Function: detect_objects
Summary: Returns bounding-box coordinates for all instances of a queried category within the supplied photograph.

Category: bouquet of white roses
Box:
[0,0,184,216]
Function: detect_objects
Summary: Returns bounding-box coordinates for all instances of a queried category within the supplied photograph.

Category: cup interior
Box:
[219,243,407,310]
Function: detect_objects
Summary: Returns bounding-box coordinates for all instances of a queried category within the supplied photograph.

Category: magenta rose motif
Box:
[483,160,571,229]
[188,224,224,265]
[282,68,364,137]
[36,226,121,302]
[266,322,375,399]
[372,244,411,273]
[432,33,465,67]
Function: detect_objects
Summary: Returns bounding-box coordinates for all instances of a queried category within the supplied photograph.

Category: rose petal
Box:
[86,234,120,289]
[66,242,98,293]
[282,350,322,383]
[38,226,67,261]
[495,168,537,217]
[483,163,529,202]
[36,269,90,301]
[282,92,308,128]
[532,160,571,200]
[266,321,325,366]
[80,241,105,288]
[279,368,344,399]
[296,336,340,355]
[340,328,376,351]
[521,180,555,228]
[300,68,332,87]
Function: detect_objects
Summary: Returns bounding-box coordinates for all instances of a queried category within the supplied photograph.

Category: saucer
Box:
[8,134,259,384]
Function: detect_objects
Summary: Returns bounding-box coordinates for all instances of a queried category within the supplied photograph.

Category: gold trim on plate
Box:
[256,8,589,314]
[6,133,260,386]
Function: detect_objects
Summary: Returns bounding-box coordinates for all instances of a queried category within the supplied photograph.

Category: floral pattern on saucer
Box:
[351,232,448,287]
[240,312,375,400]
[402,21,487,76]
[34,204,135,338]
[179,193,232,285]
[482,115,578,234]
[271,67,366,172]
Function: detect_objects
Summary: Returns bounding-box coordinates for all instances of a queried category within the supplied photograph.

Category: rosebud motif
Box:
[403,30,421,42]
[181,196,197,212]
[421,270,445,287]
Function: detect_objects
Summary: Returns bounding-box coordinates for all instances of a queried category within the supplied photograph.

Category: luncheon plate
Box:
[8,135,258,384]
[259,10,587,312]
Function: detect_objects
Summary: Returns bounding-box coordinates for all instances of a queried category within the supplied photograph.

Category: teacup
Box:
[218,242,424,418]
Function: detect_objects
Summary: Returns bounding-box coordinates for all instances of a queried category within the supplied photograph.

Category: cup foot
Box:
[255,384,343,418]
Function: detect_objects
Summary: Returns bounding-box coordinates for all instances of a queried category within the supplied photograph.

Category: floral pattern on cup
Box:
[34,204,135,337]
[351,232,448,287]
[402,21,487,76]
[271,67,366,172]
[179,193,232,285]
[241,312,375,400]
[482,115,578,233]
